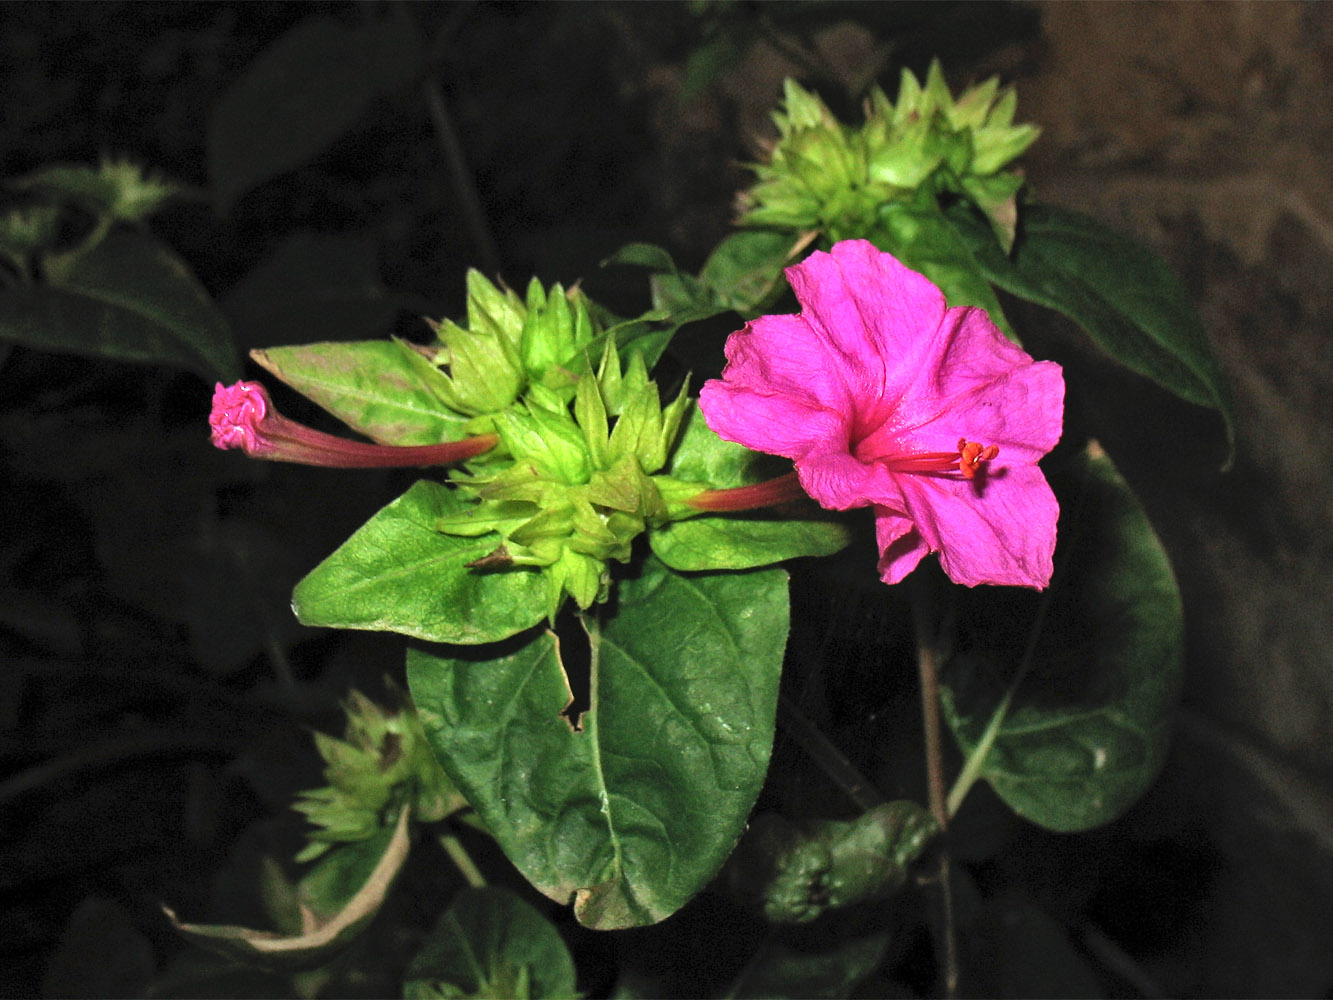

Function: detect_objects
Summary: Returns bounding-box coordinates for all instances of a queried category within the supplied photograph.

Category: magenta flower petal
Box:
[698,240,1065,590]
[893,467,1059,587]
[874,507,931,584]
[210,380,270,451]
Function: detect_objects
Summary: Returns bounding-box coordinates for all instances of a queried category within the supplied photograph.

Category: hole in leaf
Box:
[556,606,591,732]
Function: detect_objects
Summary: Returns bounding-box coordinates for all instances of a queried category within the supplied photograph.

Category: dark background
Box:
[1,3,1330,997]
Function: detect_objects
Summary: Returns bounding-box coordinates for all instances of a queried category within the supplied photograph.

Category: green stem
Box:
[420,72,500,276]
[439,832,487,890]
[911,577,958,999]
[753,12,840,94]
[777,694,885,812]
[945,455,1092,817]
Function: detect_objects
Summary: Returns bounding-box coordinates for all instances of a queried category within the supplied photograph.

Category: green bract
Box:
[9,155,187,224]
[443,344,696,617]
[424,271,600,418]
[743,61,1039,251]
[293,691,465,862]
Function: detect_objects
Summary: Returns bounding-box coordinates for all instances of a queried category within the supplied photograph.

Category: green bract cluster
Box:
[423,270,599,419]
[293,691,464,862]
[9,155,187,225]
[742,61,1039,251]
[284,267,847,644]
[445,343,698,617]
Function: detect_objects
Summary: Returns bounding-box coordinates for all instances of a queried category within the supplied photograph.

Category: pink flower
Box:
[209,381,497,468]
[698,240,1064,588]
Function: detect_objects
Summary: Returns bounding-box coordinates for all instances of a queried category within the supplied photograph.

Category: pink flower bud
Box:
[209,381,497,469]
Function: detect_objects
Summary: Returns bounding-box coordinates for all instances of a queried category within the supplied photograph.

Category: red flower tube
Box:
[209,381,497,468]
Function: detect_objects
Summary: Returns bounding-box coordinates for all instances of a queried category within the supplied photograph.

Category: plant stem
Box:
[439,832,487,890]
[911,578,958,998]
[420,74,500,277]
[0,732,233,807]
[776,694,885,812]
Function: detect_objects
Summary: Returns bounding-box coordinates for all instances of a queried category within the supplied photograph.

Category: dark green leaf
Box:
[223,231,397,349]
[408,556,789,928]
[726,803,936,925]
[679,31,745,105]
[728,926,889,1000]
[865,187,1012,333]
[966,894,1103,999]
[699,230,800,314]
[208,14,426,213]
[251,340,470,446]
[600,243,730,368]
[601,242,681,276]
[43,898,155,1000]
[165,807,411,973]
[653,405,850,571]
[404,887,577,1000]
[0,230,238,381]
[292,480,548,645]
[948,202,1234,460]
[941,442,1184,832]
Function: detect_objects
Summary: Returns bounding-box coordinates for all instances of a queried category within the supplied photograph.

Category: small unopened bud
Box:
[209,381,497,468]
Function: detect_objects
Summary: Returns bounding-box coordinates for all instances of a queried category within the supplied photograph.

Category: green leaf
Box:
[967,894,1103,999]
[208,13,425,213]
[408,556,789,929]
[941,442,1184,832]
[293,480,548,645]
[727,924,889,1000]
[726,803,937,925]
[652,517,851,573]
[222,231,397,349]
[0,229,238,381]
[404,887,577,1000]
[601,242,681,276]
[869,190,1013,336]
[251,339,470,446]
[599,243,730,368]
[43,898,155,1000]
[653,405,850,571]
[699,230,800,314]
[948,202,1235,461]
[165,807,411,973]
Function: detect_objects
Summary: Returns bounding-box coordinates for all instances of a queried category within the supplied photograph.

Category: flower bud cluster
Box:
[741,61,1039,250]
[293,691,463,862]
[444,342,699,618]
[423,270,599,417]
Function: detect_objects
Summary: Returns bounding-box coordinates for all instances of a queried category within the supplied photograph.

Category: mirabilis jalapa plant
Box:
[181,61,1221,994]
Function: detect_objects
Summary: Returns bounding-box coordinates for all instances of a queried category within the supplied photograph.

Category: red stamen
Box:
[957,438,1000,480]
[878,439,1000,479]
[686,471,806,512]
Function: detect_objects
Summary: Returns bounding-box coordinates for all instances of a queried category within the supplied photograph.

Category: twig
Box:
[0,731,234,807]
[776,694,886,812]
[439,831,487,890]
[419,70,501,276]
[911,578,958,998]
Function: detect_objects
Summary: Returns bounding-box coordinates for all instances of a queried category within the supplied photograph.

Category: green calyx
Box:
[423,271,601,418]
[292,691,464,862]
[440,343,698,618]
[741,60,1039,251]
